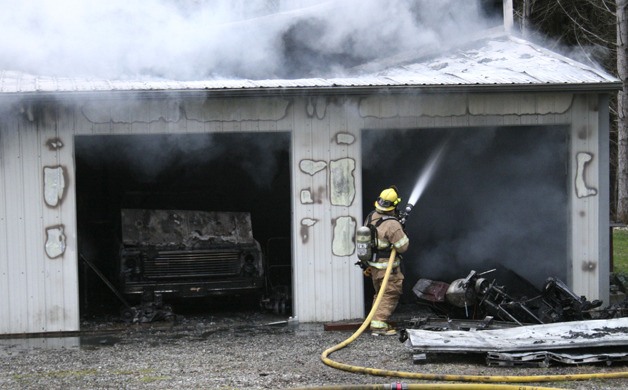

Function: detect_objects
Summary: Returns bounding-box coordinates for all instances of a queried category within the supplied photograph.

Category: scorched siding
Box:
[291,96,365,322]
[0,103,80,334]
[0,89,615,333]
[2,111,31,334]
[569,94,610,303]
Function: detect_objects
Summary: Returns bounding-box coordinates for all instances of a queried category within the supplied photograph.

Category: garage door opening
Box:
[75,132,292,320]
[361,126,569,307]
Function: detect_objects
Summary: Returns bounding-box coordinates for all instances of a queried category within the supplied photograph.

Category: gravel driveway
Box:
[1,304,628,389]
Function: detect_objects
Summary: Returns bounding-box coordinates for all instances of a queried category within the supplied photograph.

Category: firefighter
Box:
[364,185,410,336]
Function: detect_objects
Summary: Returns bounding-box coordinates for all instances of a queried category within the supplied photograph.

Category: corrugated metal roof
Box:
[0,35,620,95]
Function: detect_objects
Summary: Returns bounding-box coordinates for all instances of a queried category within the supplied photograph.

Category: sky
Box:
[0,0,495,80]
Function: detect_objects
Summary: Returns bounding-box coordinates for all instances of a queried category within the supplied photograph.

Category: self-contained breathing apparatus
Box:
[355,203,413,270]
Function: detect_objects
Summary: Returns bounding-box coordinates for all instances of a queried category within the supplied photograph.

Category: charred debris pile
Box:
[410,268,627,326]
[402,268,628,367]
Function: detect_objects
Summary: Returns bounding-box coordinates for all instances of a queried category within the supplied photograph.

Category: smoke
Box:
[420,128,568,289]
[75,132,289,189]
[0,0,496,80]
[362,126,569,290]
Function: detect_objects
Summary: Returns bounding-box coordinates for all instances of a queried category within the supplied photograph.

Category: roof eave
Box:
[0,82,622,101]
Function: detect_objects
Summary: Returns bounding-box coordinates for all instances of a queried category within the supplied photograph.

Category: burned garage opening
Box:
[75,132,292,320]
[362,125,569,305]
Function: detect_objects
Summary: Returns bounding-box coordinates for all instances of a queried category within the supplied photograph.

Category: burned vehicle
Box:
[118,209,265,306]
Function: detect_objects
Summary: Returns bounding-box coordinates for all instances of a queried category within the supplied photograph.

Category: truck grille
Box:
[143,250,241,279]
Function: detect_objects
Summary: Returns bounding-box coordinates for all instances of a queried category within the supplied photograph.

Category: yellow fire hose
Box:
[318,248,628,390]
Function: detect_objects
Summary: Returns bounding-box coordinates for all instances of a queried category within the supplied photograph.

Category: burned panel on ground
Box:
[403,317,628,367]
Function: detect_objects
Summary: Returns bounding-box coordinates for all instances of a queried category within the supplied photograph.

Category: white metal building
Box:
[0,34,621,335]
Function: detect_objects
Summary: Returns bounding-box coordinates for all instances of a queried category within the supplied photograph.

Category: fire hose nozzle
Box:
[399,203,413,226]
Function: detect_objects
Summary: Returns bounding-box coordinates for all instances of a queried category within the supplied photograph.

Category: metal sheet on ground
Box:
[405,317,628,353]
[486,351,628,367]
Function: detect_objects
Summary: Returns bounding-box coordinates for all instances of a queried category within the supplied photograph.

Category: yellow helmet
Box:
[374,186,401,212]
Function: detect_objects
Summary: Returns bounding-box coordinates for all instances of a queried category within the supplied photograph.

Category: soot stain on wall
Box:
[43,165,67,207]
[300,218,318,244]
[329,158,355,207]
[332,216,356,256]
[575,152,597,198]
[299,159,327,175]
[44,225,66,259]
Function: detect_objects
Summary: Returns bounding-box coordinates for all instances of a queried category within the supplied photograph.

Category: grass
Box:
[613,228,628,275]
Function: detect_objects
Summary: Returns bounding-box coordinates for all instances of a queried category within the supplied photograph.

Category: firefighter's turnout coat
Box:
[365,210,410,329]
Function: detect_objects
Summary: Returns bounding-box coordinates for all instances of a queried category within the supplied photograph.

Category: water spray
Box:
[399,139,449,226]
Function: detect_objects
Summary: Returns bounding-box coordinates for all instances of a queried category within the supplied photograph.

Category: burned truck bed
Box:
[118,209,265,301]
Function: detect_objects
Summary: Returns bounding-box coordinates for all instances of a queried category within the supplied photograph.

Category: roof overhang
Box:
[0,82,621,104]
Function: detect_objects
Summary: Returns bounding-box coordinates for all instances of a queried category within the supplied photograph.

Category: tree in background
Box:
[618,0,628,223]
[513,0,628,221]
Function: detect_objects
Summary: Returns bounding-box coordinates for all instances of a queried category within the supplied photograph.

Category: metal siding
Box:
[0,115,9,333]
[569,95,600,300]
[0,91,613,332]
[41,114,65,332]
[4,113,28,333]
[329,101,353,320]
[285,103,301,321]
[291,106,312,321]
[0,104,81,334]
[291,96,366,322]
[468,94,573,116]
[598,94,611,306]
[21,116,46,333]
[72,106,92,136]
[58,106,79,332]
[310,101,331,321]
[291,96,362,322]
[335,100,365,320]
[60,116,80,332]
[292,99,314,321]
[350,104,366,320]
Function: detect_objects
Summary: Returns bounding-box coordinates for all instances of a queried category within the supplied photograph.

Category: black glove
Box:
[354,260,368,270]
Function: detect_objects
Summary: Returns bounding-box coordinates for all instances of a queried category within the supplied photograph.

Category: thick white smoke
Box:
[0,0,494,80]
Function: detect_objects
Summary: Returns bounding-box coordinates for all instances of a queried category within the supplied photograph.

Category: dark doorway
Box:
[362,126,569,304]
[75,132,292,318]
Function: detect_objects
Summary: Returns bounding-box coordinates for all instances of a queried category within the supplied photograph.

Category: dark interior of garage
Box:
[75,125,569,321]
[361,126,569,306]
[75,132,292,319]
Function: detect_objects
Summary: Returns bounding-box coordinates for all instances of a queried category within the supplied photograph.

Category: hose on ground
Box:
[292,384,563,390]
[319,248,628,389]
